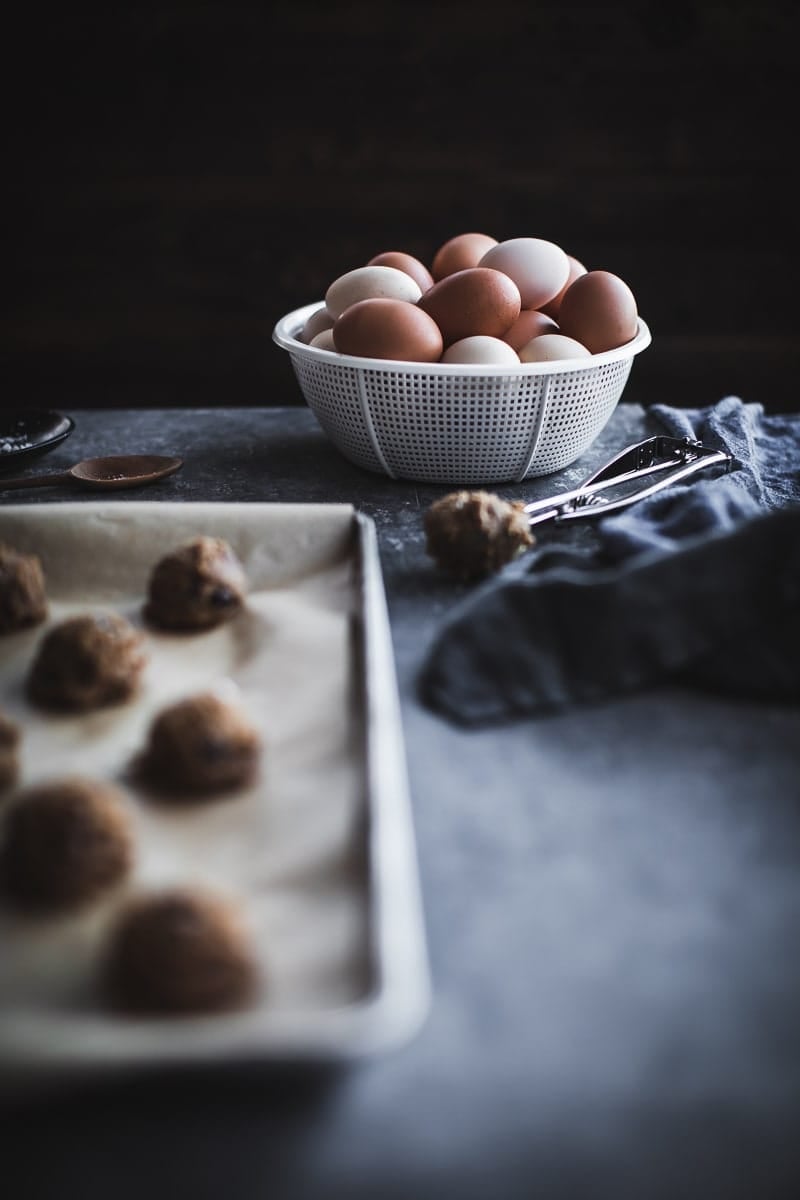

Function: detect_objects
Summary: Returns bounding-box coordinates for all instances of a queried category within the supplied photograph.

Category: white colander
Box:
[272,303,652,485]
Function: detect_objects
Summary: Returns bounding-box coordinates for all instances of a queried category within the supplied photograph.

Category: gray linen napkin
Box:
[419,398,800,725]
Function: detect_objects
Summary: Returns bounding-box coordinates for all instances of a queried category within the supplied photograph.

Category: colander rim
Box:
[272,302,651,377]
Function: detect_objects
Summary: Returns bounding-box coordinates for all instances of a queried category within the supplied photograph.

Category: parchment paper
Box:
[0,502,375,1064]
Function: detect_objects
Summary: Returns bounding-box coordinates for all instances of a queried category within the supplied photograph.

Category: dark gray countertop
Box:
[2,405,800,1199]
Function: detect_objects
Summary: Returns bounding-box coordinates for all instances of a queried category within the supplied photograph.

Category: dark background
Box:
[3,1,798,413]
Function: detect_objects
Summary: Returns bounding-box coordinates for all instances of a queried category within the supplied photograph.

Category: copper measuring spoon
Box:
[0,454,184,492]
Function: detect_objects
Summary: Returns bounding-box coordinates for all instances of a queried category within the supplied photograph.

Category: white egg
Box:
[519,333,591,362]
[310,328,337,351]
[440,336,521,365]
[325,265,422,319]
[301,306,334,343]
[479,238,570,310]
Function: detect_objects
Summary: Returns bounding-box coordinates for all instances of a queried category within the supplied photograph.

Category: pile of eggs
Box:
[298,232,639,366]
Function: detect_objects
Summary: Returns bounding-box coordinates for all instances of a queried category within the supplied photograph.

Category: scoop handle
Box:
[0,470,73,491]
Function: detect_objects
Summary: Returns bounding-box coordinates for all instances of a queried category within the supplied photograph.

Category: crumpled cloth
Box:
[419,398,800,725]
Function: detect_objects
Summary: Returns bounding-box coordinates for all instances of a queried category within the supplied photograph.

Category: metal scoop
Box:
[0,454,184,492]
[524,436,733,527]
[426,435,735,579]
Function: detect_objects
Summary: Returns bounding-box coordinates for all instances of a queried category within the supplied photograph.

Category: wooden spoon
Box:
[0,454,184,492]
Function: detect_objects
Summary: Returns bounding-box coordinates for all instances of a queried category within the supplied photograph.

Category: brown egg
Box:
[502,309,559,352]
[367,251,434,293]
[431,232,498,281]
[540,254,588,320]
[557,270,639,353]
[333,297,443,361]
[417,268,521,346]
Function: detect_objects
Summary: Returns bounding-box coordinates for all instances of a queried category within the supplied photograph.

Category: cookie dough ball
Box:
[0,542,47,633]
[0,777,134,912]
[141,692,261,796]
[0,708,20,792]
[103,887,259,1015]
[27,612,147,712]
[424,490,534,579]
[145,536,247,632]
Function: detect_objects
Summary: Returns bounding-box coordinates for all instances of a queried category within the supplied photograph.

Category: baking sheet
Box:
[0,502,429,1085]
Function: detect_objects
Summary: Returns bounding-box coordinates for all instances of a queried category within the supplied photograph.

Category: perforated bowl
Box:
[273,303,651,485]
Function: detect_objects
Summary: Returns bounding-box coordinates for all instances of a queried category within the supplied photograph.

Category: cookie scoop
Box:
[27,612,146,712]
[0,777,134,912]
[424,491,534,580]
[425,436,734,580]
[0,542,47,633]
[139,691,261,796]
[103,887,259,1015]
[145,536,247,631]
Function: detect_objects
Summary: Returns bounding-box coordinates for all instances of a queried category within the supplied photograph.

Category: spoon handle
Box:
[0,471,73,491]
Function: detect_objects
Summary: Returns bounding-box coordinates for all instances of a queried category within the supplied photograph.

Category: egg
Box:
[309,328,336,351]
[557,270,638,353]
[417,268,521,346]
[440,336,521,365]
[367,251,434,293]
[518,333,591,363]
[301,306,334,343]
[479,238,570,310]
[502,309,559,351]
[431,232,498,281]
[333,298,443,362]
[325,265,422,319]
[539,254,588,319]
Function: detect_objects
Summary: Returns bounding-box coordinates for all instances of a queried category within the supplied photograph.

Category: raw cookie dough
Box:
[0,542,47,633]
[144,536,248,631]
[0,777,134,912]
[140,691,262,796]
[424,490,534,579]
[27,612,147,712]
[0,708,20,792]
[103,887,259,1015]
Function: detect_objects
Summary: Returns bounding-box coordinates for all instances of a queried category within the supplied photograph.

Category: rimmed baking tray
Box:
[0,502,429,1090]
